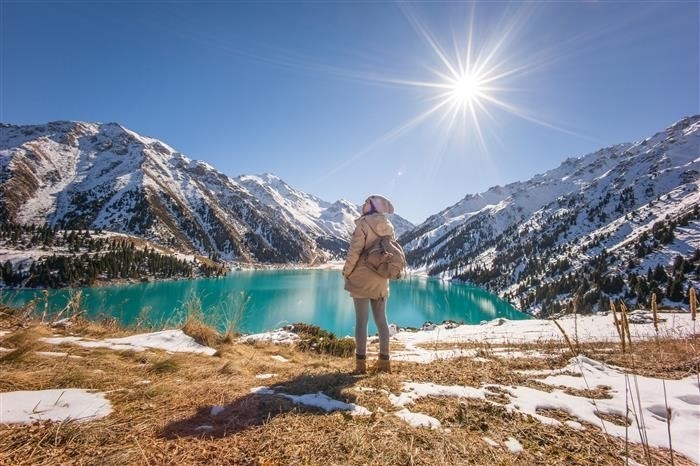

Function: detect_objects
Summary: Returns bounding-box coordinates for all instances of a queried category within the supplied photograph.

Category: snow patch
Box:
[251,387,370,416]
[42,330,217,355]
[389,382,487,408]
[504,437,524,454]
[388,355,700,463]
[239,330,299,345]
[209,405,225,416]
[395,408,441,429]
[482,436,500,447]
[393,312,696,351]
[0,389,112,424]
[35,351,83,359]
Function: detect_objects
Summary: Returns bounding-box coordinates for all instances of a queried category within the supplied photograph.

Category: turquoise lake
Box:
[3,269,528,336]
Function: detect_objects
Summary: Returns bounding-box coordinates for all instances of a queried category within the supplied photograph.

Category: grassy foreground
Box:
[1,305,698,465]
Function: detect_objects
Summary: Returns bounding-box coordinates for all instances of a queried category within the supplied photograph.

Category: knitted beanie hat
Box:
[366,195,395,214]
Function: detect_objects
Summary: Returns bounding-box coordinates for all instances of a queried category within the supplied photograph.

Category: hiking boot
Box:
[354,354,367,374]
[376,353,391,373]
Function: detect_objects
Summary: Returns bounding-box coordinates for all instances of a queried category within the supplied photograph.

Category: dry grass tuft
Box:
[151,357,182,374]
[535,407,580,423]
[562,385,613,399]
[0,300,36,330]
[182,315,220,347]
[0,325,51,364]
[652,293,659,331]
[180,297,221,347]
[54,367,95,388]
[288,323,356,358]
[0,343,36,364]
[75,315,125,337]
[594,410,631,427]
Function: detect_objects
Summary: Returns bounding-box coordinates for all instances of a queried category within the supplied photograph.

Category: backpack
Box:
[361,224,406,279]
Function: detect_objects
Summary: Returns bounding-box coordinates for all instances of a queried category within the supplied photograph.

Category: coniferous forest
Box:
[0,223,227,288]
[454,207,700,317]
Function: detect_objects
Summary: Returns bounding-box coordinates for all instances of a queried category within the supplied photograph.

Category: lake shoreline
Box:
[3,269,528,335]
[0,259,348,292]
[0,256,446,292]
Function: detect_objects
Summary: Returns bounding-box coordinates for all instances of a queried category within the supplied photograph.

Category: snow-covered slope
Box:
[402,116,700,315]
[236,174,357,239]
[0,121,319,263]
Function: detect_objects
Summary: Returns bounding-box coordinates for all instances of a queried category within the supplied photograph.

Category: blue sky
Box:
[2,1,698,224]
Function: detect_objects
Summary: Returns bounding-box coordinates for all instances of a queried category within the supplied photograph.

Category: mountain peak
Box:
[260,172,282,181]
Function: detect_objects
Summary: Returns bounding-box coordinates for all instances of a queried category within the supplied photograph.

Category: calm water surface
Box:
[5,270,528,336]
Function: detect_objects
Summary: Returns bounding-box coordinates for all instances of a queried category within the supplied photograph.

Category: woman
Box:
[342,194,395,374]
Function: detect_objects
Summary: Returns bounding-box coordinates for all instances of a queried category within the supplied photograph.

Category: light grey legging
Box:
[353,297,390,357]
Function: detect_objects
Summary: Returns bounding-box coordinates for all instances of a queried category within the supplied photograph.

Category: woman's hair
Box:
[364,198,378,215]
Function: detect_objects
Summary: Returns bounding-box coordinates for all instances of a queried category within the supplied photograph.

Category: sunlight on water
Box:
[4,270,528,336]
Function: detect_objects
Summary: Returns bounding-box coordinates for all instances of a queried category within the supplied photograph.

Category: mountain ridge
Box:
[0,121,413,265]
[401,115,700,315]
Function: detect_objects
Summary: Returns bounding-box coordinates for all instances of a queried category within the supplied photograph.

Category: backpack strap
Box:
[362,220,389,253]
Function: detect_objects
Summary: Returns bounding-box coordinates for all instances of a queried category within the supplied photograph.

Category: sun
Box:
[450,73,483,106]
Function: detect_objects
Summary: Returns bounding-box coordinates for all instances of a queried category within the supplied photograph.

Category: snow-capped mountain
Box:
[237,173,357,239]
[0,121,411,264]
[236,173,414,244]
[386,212,415,239]
[402,116,700,315]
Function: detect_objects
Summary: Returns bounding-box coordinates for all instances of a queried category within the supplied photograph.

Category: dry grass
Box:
[415,333,699,380]
[562,385,613,399]
[181,316,221,348]
[180,296,222,348]
[0,301,37,330]
[0,325,52,364]
[0,312,698,466]
[287,323,356,357]
[580,335,700,378]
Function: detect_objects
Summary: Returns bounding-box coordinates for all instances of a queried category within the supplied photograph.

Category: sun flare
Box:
[370,4,569,150]
[383,7,523,148]
[318,6,583,181]
[450,73,483,106]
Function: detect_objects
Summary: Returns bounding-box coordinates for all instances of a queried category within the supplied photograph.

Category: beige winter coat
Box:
[343,213,396,299]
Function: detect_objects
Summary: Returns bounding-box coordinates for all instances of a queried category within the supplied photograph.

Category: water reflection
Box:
[4,270,527,336]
